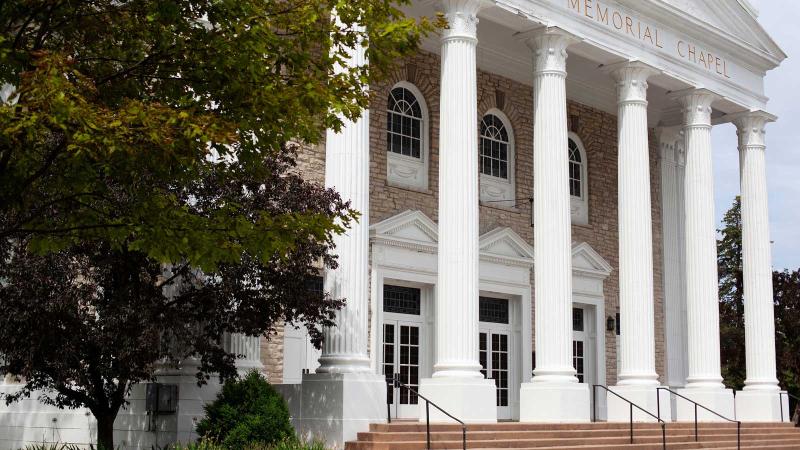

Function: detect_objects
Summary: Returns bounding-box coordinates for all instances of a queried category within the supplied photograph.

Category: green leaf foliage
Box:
[196,372,294,450]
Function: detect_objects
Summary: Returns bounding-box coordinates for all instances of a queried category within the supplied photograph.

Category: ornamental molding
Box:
[572,241,613,279]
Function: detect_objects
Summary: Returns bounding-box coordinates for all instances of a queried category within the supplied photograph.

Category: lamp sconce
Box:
[606,315,616,332]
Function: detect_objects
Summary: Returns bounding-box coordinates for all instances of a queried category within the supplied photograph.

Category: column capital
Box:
[440,0,489,42]
[657,126,685,165]
[518,26,578,74]
[602,60,660,105]
[727,110,776,149]
[669,88,719,127]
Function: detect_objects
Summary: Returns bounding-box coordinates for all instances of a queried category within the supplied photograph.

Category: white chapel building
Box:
[0,0,791,449]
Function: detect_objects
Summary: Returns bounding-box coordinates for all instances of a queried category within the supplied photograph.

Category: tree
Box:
[0,0,432,267]
[0,152,352,449]
[717,197,746,389]
[0,1,432,449]
[774,268,800,420]
[717,198,800,415]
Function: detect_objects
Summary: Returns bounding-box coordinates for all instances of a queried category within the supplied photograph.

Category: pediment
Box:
[479,227,534,263]
[638,0,785,60]
[370,210,438,245]
[572,242,613,279]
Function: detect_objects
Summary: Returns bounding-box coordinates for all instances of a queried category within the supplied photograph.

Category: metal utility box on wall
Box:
[145,383,178,414]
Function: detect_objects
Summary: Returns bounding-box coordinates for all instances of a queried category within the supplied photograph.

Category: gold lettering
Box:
[625,16,634,36]
[584,0,593,18]
[698,51,707,68]
[597,3,609,24]
[643,26,653,45]
[687,43,696,62]
[715,56,723,75]
[637,22,641,39]
[569,0,581,12]
[612,11,623,29]
[655,28,663,48]
[677,40,686,57]
[723,59,730,78]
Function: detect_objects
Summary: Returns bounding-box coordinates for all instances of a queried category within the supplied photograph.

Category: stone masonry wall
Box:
[261,49,667,387]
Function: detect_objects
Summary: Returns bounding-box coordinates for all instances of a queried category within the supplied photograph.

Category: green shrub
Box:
[196,371,294,449]
[158,436,326,450]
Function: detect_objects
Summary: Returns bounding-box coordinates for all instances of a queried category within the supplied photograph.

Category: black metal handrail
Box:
[386,374,467,450]
[779,391,800,425]
[592,384,666,450]
[656,387,740,450]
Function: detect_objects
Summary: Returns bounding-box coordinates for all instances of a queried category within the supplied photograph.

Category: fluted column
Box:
[317,24,371,374]
[224,333,263,374]
[608,62,660,386]
[433,0,485,379]
[419,0,496,423]
[518,26,589,423]
[527,27,579,384]
[673,89,725,389]
[734,112,779,391]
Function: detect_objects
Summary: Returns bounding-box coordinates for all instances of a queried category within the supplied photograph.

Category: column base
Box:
[275,372,386,448]
[675,388,735,422]
[519,382,590,422]
[735,390,783,422]
[418,377,497,423]
[606,385,671,422]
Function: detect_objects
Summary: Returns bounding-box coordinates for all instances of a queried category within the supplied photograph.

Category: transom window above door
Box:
[479,297,509,324]
[383,285,421,315]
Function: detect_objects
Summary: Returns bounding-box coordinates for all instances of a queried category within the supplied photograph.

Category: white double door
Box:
[572,305,595,386]
[479,324,513,420]
[382,316,426,419]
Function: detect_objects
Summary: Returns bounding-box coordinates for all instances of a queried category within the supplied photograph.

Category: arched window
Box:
[568,133,589,224]
[568,138,583,198]
[386,82,429,190]
[479,110,515,207]
[387,87,422,158]
[480,114,510,179]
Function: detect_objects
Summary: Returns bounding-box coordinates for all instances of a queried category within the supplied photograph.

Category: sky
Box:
[710,0,800,271]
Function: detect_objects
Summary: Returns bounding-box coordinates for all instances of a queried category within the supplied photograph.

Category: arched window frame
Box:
[479,109,515,209]
[386,81,429,191]
[568,132,589,225]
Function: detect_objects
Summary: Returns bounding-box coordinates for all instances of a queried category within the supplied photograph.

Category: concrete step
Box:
[369,422,794,432]
[347,422,800,450]
[357,429,797,441]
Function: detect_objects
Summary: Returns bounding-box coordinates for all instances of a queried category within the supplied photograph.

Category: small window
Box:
[572,307,584,332]
[568,138,583,198]
[479,297,509,324]
[387,87,423,159]
[480,114,510,179]
[383,285,421,315]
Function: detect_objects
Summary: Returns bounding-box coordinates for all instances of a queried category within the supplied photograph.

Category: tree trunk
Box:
[96,413,116,450]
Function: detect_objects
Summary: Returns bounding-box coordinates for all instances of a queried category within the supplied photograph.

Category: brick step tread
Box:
[346,437,800,450]
[371,423,794,432]
[345,436,800,449]
[357,430,800,442]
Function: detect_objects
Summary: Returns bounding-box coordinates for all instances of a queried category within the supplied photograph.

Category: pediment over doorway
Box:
[370,210,438,252]
[479,227,534,266]
[572,242,613,280]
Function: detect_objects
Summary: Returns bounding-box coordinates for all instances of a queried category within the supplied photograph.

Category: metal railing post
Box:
[592,384,596,422]
[694,403,698,441]
[737,420,741,450]
[656,388,661,422]
[661,423,666,450]
[462,426,466,450]
[425,401,431,450]
[629,402,634,444]
[780,392,785,422]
